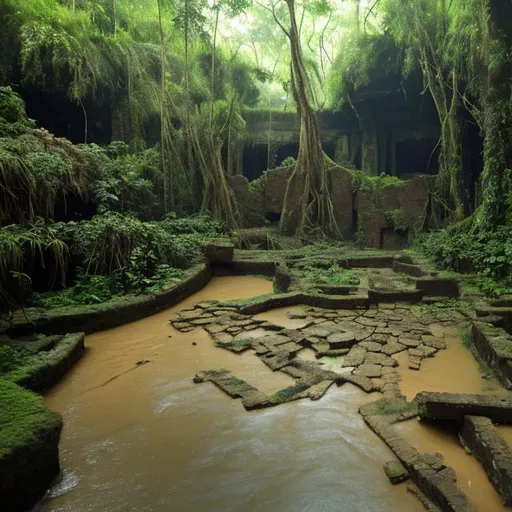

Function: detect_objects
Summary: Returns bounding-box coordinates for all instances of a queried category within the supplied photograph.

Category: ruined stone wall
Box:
[238,165,430,248]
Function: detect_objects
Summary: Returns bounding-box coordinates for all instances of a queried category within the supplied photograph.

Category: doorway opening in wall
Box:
[265,212,281,223]
[243,144,268,182]
[395,138,439,179]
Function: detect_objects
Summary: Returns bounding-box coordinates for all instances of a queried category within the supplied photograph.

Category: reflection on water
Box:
[41,277,423,512]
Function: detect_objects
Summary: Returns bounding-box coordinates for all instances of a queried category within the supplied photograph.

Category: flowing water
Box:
[39,277,423,512]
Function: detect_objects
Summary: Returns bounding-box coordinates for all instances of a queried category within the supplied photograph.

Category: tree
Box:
[258,0,339,237]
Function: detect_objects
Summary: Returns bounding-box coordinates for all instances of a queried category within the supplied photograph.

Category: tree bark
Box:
[279,0,339,237]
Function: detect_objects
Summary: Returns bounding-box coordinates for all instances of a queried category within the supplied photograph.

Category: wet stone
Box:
[342,346,367,367]
[326,331,356,349]
[381,342,405,356]
[355,363,383,378]
[303,326,332,338]
[359,341,382,352]
[398,337,421,348]
[421,335,446,350]
[365,352,398,367]
[384,460,409,484]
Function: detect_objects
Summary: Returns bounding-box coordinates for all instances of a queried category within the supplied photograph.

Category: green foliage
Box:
[349,169,406,192]
[79,143,163,220]
[417,225,512,296]
[0,127,89,224]
[355,229,365,249]
[0,87,35,136]
[385,209,408,233]
[0,345,29,374]
[280,156,296,167]
[297,260,360,286]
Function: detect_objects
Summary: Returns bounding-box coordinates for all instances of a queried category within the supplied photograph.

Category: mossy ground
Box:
[0,379,61,460]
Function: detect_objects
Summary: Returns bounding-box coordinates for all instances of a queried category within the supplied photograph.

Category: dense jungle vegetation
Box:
[0,0,512,317]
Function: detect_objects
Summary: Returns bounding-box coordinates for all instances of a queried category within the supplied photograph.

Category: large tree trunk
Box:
[279,0,339,237]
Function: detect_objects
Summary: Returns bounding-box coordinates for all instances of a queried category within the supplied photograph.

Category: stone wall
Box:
[242,166,430,247]
[356,176,430,249]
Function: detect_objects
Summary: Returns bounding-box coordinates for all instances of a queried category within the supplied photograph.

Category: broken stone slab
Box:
[392,260,428,278]
[416,392,512,424]
[369,289,425,304]
[193,369,257,398]
[342,346,367,367]
[260,351,291,371]
[421,335,446,350]
[365,352,398,367]
[381,342,406,356]
[342,372,376,393]
[354,363,383,378]
[355,316,388,328]
[326,330,356,349]
[384,459,410,484]
[302,326,333,338]
[358,341,382,352]
[309,380,334,400]
[203,241,234,263]
[315,348,350,358]
[398,337,421,348]
[211,332,233,345]
[460,415,512,505]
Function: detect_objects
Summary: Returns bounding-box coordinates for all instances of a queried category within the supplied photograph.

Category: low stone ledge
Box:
[5,333,85,393]
[203,241,234,263]
[345,255,397,268]
[368,289,424,304]
[213,259,277,276]
[460,415,512,505]
[416,278,460,298]
[315,284,358,295]
[238,292,304,315]
[7,264,211,336]
[471,322,512,389]
[416,392,512,424]
[0,380,63,512]
[392,260,428,277]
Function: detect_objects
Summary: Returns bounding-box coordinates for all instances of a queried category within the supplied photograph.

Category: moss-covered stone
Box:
[0,379,62,511]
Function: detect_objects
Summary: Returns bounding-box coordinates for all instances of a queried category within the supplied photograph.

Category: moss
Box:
[270,383,309,403]
[0,379,62,460]
[461,328,471,349]
[374,400,417,416]
[231,338,252,350]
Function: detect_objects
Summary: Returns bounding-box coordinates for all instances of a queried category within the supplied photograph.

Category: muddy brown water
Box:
[39,277,424,512]
[395,329,511,512]
[37,280,509,511]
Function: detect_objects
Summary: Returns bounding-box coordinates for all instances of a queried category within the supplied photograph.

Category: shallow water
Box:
[40,277,423,512]
[395,327,511,511]
[395,326,505,401]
